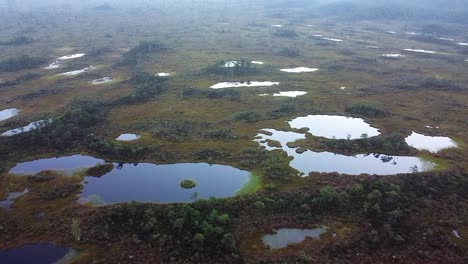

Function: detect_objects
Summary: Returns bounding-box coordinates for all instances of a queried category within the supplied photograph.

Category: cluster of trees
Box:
[274,28,298,38]
[120,40,166,66]
[0,72,40,88]
[85,200,238,262]
[150,120,193,141]
[203,129,233,140]
[262,152,298,183]
[278,47,301,57]
[10,100,107,150]
[324,134,414,154]
[85,135,151,160]
[0,36,34,46]
[345,103,387,118]
[181,87,241,101]
[116,72,167,104]
[0,55,46,72]
[204,59,258,76]
[232,102,298,123]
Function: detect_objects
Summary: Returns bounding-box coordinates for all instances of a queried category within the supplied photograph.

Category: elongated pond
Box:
[0,108,19,122]
[0,243,72,264]
[9,155,104,175]
[255,129,434,176]
[1,120,49,137]
[80,162,251,204]
[262,227,328,249]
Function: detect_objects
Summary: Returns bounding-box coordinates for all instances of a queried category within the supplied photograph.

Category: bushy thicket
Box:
[345,103,387,118]
[120,40,166,66]
[0,55,46,72]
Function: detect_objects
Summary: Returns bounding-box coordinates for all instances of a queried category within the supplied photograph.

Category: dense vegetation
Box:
[0,36,34,46]
[345,103,387,118]
[0,55,46,72]
[116,72,167,104]
[120,40,167,66]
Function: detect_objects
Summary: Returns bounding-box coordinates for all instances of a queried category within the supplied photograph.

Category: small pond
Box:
[1,120,49,137]
[0,108,19,122]
[92,77,112,84]
[57,53,85,60]
[116,133,140,141]
[322,37,343,42]
[382,54,406,58]
[273,91,307,97]
[59,66,95,76]
[0,243,72,264]
[288,115,380,139]
[9,155,104,175]
[210,81,279,89]
[280,67,318,73]
[80,162,252,204]
[0,188,29,211]
[155,73,170,77]
[405,132,458,153]
[404,49,436,54]
[262,226,328,249]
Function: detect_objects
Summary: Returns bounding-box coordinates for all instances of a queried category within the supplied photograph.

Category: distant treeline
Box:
[0,55,46,72]
[120,40,167,66]
[0,36,34,46]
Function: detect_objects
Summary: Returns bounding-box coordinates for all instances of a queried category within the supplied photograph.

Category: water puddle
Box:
[80,162,251,204]
[57,54,85,60]
[386,31,397,34]
[453,230,462,239]
[439,37,455,41]
[251,61,264,65]
[0,243,72,264]
[115,133,140,141]
[382,54,406,58]
[271,25,284,28]
[280,67,318,73]
[155,73,170,77]
[59,66,95,76]
[1,120,49,137]
[44,60,62,70]
[322,37,343,42]
[458,43,468,46]
[273,91,307,97]
[405,132,458,153]
[92,77,112,85]
[406,32,421,35]
[0,188,29,211]
[288,115,380,139]
[262,226,328,249]
[9,155,104,175]
[404,49,436,54]
[210,81,279,89]
[0,108,19,122]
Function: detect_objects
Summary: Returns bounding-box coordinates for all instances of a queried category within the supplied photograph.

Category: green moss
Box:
[180,180,197,189]
[236,173,260,195]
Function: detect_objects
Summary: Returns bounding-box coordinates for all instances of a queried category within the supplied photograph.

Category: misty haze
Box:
[0,0,467,263]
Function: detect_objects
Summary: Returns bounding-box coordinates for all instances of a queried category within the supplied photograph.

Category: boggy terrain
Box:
[0,0,468,263]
